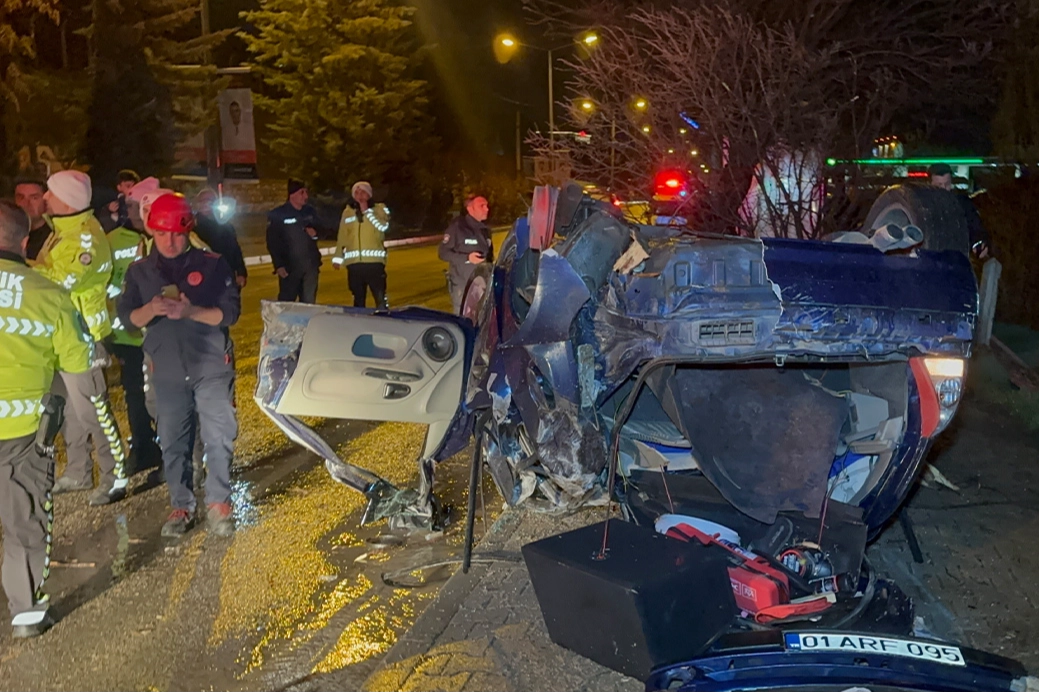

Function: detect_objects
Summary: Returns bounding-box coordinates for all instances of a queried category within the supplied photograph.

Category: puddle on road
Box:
[205,421,501,690]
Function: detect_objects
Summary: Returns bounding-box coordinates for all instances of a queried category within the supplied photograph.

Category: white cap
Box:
[47,170,92,212]
[352,181,373,198]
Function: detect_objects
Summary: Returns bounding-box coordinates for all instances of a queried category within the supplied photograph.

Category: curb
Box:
[242,233,444,268]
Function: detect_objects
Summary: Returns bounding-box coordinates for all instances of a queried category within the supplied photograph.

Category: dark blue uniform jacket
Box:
[266,202,322,273]
[117,247,241,383]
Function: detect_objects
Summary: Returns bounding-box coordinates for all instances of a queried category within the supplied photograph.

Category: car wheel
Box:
[861,184,970,253]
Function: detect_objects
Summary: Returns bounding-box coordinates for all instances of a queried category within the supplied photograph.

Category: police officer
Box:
[118,193,241,537]
[266,179,321,303]
[106,217,161,471]
[439,195,492,313]
[0,200,94,637]
[32,170,129,506]
[332,181,390,308]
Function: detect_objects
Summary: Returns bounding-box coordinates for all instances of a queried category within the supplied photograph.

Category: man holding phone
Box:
[439,195,492,313]
[118,193,241,538]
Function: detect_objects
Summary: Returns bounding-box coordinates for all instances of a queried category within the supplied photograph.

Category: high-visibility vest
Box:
[32,210,114,342]
[333,204,390,267]
[0,256,92,439]
[106,226,147,347]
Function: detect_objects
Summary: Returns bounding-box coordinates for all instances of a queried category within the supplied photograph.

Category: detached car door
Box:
[255,301,475,463]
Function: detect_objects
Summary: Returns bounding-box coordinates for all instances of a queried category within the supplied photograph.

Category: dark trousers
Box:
[154,372,237,512]
[278,269,319,303]
[109,343,160,470]
[0,435,52,619]
[347,262,388,308]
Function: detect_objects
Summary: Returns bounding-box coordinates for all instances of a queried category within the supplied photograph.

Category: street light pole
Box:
[547,48,555,149]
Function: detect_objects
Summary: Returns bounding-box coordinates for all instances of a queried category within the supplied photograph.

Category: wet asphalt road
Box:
[0,237,503,690]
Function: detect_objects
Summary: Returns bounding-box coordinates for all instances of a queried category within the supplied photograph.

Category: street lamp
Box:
[494,31,599,148]
[580,99,595,112]
[634,98,648,111]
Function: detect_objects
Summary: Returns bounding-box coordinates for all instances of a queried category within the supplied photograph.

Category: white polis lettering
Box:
[284,218,298,224]
[114,247,139,261]
[463,238,479,245]
[0,271,25,310]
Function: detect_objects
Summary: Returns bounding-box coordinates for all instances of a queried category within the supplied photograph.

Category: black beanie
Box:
[287,179,306,196]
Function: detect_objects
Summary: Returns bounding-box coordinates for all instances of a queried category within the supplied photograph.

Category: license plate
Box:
[784,632,965,667]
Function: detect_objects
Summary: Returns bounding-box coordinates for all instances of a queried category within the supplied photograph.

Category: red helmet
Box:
[148,193,195,234]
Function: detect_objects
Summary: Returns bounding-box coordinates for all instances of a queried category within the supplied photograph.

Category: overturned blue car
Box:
[254,183,1031,690]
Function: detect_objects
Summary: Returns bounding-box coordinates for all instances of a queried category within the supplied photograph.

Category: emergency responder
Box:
[13,179,51,261]
[194,188,247,288]
[332,181,390,308]
[929,163,992,259]
[266,179,322,303]
[439,195,492,313]
[137,187,210,485]
[118,193,241,537]
[0,200,94,637]
[32,170,128,506]
[106,215,161,471]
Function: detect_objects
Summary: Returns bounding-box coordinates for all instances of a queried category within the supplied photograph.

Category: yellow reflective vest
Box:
[0,254,93,439]
[333,204,390,267]
[106,226,147,347]
[32,210,114,342]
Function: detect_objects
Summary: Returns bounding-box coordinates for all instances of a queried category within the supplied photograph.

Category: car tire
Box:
[861,184,970,254]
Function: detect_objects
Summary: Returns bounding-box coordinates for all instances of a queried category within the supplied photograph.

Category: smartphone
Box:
[161,284,180,300]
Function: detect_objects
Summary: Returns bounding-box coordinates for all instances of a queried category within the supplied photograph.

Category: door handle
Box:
[384,383,411,400]
[363,367,421,383]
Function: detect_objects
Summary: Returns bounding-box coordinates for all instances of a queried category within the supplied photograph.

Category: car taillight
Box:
[910,357,966,437]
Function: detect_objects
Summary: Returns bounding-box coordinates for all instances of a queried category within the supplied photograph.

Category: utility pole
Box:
[547,48,554,152]
[516,110,522,174]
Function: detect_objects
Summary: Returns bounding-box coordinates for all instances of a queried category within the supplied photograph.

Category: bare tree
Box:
[526,0,1011,238]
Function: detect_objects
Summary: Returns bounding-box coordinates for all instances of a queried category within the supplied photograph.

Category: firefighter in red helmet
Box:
[116,193,241,538]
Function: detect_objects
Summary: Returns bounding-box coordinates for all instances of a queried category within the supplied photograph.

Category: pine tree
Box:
[240,0,433,192]
[0,0,59,171]
[82,0,229,183]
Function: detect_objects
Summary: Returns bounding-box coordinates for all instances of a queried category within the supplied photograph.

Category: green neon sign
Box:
[827,157,985,166]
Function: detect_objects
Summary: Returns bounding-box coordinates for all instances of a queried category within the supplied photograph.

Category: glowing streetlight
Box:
[641,124,651,134]
[583,33,599,45]
[634,98,648,110]
[500,36,516,47]
[690,149,699,156]
[581,100,594,111]
[679,128,687,135]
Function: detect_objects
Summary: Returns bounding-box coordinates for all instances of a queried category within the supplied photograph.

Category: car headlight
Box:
[913,357,966,436]
[422,327,456,362]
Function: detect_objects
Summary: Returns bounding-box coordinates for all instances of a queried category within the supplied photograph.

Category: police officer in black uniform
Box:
[117,193,241,538]
[266,179,322,303]
[439,195,492,313]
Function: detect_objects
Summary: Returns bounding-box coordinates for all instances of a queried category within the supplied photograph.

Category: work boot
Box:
[52,477,92,494]
[206,503,234,537]
[11,611,54,639]
[88,486,126,507]
[161,508,195,538]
